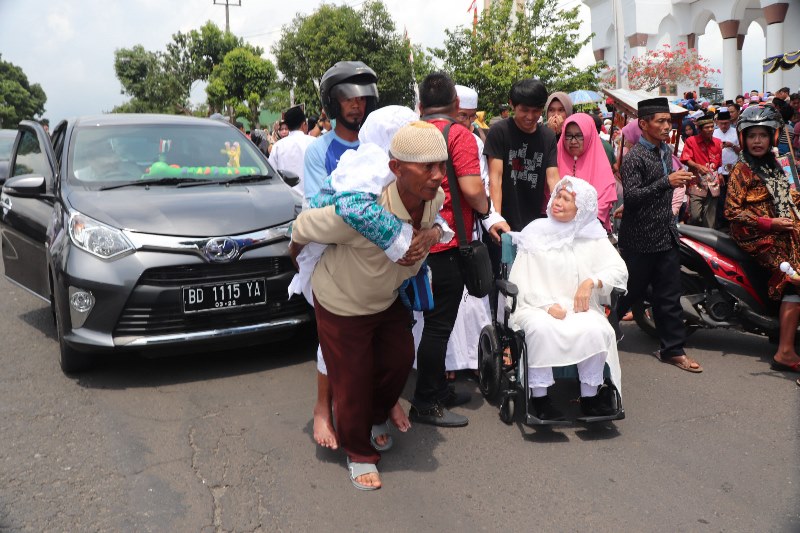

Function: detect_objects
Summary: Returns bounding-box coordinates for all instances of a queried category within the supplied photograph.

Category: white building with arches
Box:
[583,0,800,99]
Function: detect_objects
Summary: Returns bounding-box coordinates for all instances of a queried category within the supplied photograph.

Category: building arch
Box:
[692,8,717,37]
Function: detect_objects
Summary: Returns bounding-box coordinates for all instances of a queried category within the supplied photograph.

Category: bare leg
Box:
[774,301,800,366]
[313,371,338,449]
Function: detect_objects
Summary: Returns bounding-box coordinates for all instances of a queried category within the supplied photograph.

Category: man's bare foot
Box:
[355,472,381,489]
[388,402,411,432]
[313,402,338,449]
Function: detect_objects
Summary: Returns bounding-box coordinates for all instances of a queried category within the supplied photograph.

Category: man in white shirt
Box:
[268,105,315,195]
[713,109,740,230]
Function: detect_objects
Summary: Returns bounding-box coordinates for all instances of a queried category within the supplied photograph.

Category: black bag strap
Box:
[442,123,470,249]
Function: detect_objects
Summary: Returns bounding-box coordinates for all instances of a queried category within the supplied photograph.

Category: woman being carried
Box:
[724,105,800,373]
[509,177,628,420]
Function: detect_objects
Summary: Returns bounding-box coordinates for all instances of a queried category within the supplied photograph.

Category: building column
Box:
[718,20,740,101]
[735,34,745,97]
[627,33,650,61]
[764,3,789,91]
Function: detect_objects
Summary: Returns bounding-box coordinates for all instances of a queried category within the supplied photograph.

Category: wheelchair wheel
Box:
[499,395,515,424]
[478,325,502,401]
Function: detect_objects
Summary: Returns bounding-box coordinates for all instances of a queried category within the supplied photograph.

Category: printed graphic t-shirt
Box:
[483,118,558,231]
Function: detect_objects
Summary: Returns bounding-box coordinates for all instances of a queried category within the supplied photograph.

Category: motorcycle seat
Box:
[678,224,753,264]
[678,223,773,296]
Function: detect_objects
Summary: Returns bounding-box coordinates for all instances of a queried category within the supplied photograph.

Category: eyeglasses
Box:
[457,112,478,121]
[564,134,584,143]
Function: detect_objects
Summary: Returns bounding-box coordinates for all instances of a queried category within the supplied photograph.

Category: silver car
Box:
[1,114,311,374]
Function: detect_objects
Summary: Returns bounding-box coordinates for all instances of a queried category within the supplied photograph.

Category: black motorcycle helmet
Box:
[736,104,783,148]
[319,61,379,131]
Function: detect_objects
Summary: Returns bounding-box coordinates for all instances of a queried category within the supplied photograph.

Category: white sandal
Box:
[370,422,393,452]
[347,458,381,491]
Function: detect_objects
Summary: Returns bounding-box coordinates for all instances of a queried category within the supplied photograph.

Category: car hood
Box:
[67,183,298,236]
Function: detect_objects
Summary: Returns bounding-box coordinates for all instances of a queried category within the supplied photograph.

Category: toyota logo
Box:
[204,237,239,263]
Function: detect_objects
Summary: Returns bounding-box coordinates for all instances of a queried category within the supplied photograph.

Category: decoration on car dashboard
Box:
[143,161,259,178]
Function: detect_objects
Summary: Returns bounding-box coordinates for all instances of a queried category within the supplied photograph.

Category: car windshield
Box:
[68,123,272,188]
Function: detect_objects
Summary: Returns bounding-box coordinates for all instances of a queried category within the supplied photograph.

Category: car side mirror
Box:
[2,175,50,198]
[277,169,300,188]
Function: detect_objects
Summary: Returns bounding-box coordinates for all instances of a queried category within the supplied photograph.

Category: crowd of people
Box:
[238,59,800,491]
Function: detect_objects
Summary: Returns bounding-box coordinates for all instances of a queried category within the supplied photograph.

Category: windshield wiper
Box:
[99,177,207,191]
[176,173,272,188]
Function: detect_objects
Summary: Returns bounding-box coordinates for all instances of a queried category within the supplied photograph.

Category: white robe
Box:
[508,237,628,393]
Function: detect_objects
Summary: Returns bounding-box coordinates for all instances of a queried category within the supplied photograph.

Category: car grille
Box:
[114,258,311,338]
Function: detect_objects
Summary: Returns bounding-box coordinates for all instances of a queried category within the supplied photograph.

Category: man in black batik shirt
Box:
[616,97,705,373]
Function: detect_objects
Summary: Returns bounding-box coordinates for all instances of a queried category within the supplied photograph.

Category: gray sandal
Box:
[347,458,380,491]
[370,422,393,452]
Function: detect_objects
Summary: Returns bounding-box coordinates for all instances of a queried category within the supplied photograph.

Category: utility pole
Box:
[213,0,241,33]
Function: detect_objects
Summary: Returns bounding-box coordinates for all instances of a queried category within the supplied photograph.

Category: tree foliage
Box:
[432,0,600,112]
[0,54,47,128]
[600,42,720,92]
[206,47,277,127]
[113,21,263,114]
[272,1,430,112]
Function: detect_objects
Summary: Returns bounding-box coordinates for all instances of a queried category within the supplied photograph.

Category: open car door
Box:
[0,120,57,300]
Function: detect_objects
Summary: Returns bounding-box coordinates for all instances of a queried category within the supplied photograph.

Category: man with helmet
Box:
[303,61,385,451]
[725,105,800,375]
[303,61,379,204]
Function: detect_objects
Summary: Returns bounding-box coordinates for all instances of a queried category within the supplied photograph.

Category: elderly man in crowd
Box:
[290,121,448,491]
[682,112,722,228]
[616,97,702,374]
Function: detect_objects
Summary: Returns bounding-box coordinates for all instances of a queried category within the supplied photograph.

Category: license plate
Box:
[182,278,266,313]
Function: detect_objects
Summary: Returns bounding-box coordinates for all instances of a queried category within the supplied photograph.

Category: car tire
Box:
[53,288,94,374]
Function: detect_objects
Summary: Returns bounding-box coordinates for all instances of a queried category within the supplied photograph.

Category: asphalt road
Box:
[1,271,799,533]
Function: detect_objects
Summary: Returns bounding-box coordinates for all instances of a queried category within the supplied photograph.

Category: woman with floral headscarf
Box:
[556,113,617,230]
[509,177,628,421]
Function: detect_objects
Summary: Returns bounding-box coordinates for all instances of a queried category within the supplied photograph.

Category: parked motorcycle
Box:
[633,223,782,342]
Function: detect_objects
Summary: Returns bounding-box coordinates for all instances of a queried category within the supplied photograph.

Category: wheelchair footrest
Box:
[575,409,626,424]
[525,414,572,427]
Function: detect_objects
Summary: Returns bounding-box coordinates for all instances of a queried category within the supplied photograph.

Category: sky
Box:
[0,0,763,126]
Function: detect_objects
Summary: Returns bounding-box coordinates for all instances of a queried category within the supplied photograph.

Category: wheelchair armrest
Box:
[609,287,625,308]
[496,279,518,298]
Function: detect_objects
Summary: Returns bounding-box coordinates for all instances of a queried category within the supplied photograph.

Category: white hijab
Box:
[511,176,607,254]
[329,105,419,194]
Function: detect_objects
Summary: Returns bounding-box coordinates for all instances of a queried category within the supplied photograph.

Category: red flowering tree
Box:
[599,42,720,91]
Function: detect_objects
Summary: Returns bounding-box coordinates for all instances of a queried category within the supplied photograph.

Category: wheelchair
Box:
[477,233,626,426]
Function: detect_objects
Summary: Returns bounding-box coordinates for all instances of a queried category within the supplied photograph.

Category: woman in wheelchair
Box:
[508,177,628,421]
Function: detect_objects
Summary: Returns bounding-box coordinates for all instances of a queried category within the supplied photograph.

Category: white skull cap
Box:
[455,85,478,110]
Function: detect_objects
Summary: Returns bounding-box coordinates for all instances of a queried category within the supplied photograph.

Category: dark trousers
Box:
[412,248,464,409]
[616,246,686,358]
[315,297,415,464]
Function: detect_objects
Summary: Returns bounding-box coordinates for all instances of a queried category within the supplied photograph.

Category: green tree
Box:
[0,54,47,128]
[113,45,186,113]
[113,21,264,115]
[272,1,430,111]
[432,0,601,112]
[206,47,277,127]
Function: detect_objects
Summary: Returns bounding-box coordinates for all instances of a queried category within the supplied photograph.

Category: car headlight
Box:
[69,211,135,260]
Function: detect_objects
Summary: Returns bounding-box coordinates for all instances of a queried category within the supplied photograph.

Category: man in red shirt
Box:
[681,112,723,228]
[411,72,490,427]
